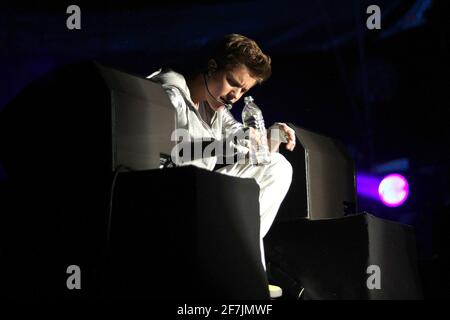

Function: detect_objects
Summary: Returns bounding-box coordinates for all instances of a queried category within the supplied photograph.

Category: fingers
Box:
[246,116,265,129]
[286,140,295,151]
[249,127,261,144]
[276,122,296,151]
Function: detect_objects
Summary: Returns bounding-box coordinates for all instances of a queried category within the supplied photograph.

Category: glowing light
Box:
[357,174,381,200]
[378,174,409,207]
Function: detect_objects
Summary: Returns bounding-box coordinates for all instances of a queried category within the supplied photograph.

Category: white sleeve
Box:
[163,85,186,112]
[221,108,250,156]
[222,108,244,133]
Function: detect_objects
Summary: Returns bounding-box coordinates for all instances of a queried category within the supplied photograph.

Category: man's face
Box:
[205,64,258,111]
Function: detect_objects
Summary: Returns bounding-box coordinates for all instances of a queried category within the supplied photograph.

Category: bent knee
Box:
[270,152,293,182]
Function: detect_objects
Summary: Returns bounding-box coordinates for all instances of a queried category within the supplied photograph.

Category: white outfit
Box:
[148,69,293,270]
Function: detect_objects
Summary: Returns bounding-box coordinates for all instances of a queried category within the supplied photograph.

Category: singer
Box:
[148,34,296,298]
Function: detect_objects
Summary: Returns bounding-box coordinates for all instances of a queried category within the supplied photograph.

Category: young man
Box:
[148,34,296,298]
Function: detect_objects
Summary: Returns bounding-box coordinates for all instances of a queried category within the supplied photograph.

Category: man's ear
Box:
[207,59,218,75]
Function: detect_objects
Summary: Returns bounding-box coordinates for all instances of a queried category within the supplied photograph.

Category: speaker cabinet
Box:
[278,125,357,221]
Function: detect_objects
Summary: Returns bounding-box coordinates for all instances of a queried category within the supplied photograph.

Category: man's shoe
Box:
[268,284,282,299]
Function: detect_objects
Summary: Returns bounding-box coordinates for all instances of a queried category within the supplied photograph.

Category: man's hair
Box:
[209,34,272,83]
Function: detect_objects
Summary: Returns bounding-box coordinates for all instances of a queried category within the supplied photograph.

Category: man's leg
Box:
[216,152,293,269]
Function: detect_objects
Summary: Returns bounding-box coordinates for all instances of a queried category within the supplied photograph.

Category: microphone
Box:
[203,73,233,110]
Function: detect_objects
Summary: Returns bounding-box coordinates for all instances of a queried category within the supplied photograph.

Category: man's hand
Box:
[268,122,296,152]
[278,122,296,151]
[248,127,261,146]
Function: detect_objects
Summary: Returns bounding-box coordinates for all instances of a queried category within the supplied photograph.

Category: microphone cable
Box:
[203,73,233,110]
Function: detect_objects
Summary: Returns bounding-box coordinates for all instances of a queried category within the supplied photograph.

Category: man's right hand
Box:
[248,127,262,146]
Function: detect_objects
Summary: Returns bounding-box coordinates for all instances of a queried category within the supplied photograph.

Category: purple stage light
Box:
[356,174,382,200]
[378,174,409,207]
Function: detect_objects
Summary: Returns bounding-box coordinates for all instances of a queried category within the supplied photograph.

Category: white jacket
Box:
[148,69,249,171]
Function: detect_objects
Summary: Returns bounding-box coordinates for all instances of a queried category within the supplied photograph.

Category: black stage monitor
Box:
[0,61,176,178]
[97,64,176,171]
[278,125,357,221]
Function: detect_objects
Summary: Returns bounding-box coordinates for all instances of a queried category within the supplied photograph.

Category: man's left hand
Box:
[268,122,296,152]
[276,122,296,151]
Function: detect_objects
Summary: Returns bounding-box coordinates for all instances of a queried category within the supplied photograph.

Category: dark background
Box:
[0,0,448,298]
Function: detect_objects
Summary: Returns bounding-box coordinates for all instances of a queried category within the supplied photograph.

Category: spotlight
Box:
[378,174,409,207]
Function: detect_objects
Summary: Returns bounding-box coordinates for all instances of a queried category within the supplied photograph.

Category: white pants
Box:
[216,152,293,270]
